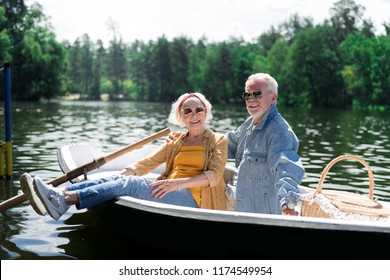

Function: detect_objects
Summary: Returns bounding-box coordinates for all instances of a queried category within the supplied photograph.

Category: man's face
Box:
[244,79,277,123]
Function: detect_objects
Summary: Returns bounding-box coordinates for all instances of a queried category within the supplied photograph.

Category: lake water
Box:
[1,100,390,259]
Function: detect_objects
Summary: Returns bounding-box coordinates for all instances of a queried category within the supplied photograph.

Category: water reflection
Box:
[1,101,390,259]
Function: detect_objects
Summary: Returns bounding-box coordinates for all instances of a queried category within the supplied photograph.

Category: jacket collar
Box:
[178,127,212,141]
[246,104,278,130]
[181,128,212,139]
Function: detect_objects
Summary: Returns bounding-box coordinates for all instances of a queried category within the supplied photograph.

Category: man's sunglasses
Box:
[182,107,206,117]
[242,90,263,100]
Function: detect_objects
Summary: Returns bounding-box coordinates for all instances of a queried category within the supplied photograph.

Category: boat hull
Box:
[88,196,390,259]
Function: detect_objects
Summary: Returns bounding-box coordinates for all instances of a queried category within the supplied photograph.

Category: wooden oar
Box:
[0,127,171,212]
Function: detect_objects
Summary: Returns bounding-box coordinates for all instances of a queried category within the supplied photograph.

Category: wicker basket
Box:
[301,154,390,219]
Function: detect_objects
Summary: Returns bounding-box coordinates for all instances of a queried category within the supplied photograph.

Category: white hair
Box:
[246,73,278,94]
[168,92,213,127]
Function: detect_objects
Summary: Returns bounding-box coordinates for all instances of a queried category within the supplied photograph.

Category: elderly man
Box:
[227,73,305,215]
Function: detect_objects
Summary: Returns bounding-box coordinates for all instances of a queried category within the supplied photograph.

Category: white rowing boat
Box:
[57,143,390,259]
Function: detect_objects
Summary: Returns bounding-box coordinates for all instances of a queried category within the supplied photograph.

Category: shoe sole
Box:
[20,173,47,216]
[33,179,62,220]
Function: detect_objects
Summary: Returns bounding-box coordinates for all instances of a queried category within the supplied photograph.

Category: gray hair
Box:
[168,92,213,127]
[246,73,278,94]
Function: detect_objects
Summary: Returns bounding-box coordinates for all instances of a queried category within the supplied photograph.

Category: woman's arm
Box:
[204,135,228,188]
[123,143,169,176]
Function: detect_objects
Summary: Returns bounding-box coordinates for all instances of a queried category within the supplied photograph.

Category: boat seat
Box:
[223,164,236,185]
[58,143,165,183]
[222,164,237,211]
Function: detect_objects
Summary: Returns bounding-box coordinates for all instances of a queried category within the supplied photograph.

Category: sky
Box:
[28,0,390,45]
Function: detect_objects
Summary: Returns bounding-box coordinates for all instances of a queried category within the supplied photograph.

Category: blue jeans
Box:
[65,175,199,209]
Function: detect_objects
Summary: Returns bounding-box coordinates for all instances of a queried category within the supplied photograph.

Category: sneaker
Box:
[33,176,69,220]
[20,173,47,216]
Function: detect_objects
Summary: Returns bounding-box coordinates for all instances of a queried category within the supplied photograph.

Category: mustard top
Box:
[169,146,204,206]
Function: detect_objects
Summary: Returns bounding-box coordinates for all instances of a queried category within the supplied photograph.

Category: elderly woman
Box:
[21,92,228,220]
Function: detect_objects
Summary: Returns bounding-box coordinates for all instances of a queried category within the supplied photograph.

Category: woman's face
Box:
[180,98,207,130]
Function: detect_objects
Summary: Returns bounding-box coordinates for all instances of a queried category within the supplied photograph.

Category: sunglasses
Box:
[182,107,206,117]
[242,90,263,100]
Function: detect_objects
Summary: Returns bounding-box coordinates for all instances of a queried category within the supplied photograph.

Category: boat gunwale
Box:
[114,195,390,234]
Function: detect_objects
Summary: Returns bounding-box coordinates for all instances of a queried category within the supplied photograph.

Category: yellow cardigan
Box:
[133,128,228,210]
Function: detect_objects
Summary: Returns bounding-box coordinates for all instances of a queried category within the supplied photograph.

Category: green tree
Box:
[80,34,94,99]
[170,36,192,95]
[371,36,390,103]
[213,42,233,102]
[188,38,208,93]
[106,20,127,100]
[328,0,374,42]
[128,40,147,101]
[257,26,282,53]
[11,3,64,100]
[340,32,374,107]
[200,43,233,103]
[341,33,390,106]
[155,36,173,102]
[0,0,27,40]
[279,13,314,43]
[289,26,346,108]
[384,22,390,36]
[266,38,295,106]
[0,7,12,63]
[107,37,127,100]
[67,38,83,94]
[142,41,159,102]
[90,39,106,100]
[230,39,259,102]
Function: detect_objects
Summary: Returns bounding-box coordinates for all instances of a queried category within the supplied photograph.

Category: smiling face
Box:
[180,97,207,132]
[244,78,277,124]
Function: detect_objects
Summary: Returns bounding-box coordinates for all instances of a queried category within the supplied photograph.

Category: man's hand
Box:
[281,204,298,216]
[165,131,182,143]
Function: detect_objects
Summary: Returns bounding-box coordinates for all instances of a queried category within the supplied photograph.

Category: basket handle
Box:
[316,154,374,200]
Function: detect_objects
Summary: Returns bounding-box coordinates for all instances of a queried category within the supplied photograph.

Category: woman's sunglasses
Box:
[182,107,206,117]
[242,90,263,100]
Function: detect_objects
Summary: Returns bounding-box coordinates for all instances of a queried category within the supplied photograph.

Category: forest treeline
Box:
[0,0,389,109]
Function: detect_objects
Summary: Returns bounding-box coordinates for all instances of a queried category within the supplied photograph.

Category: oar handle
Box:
[104,127,171,162]
[0,127,171,212]
[48,157,107,187]
[0,193,27,212]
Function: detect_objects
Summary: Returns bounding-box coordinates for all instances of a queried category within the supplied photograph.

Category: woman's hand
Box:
[149,179,180,199]
[119,166,136,176]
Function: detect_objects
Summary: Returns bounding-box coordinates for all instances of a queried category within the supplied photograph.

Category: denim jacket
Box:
[227,104,305,214]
